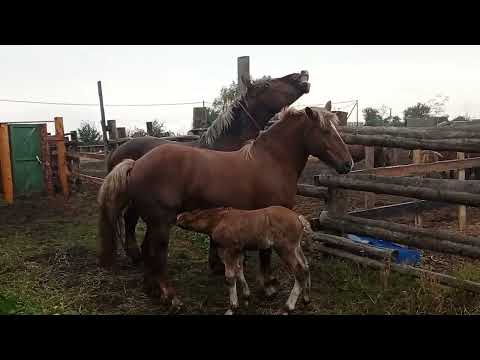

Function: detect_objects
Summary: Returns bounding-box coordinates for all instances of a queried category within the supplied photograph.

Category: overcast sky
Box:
[1,45,480,135]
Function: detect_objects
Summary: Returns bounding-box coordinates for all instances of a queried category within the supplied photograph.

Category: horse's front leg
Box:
[258,248,278,298]
[124,205,142,264]
[209,239,225,275]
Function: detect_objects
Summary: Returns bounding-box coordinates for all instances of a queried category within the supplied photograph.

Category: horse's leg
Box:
[237,253,250,306]
[124,206,142,264]
[143,216,181,307]
[278,245,310,314]
[218,248,239,315]
[258,248,278,298]
[208,238,225,275]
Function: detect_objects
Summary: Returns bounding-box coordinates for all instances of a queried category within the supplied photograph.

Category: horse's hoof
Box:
[303,297,311,305]
[264,286,278,299]
[225,309,234,315]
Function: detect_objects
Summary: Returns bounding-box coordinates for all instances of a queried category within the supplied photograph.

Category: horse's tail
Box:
[97,158,135,267]
[298,215,314,250]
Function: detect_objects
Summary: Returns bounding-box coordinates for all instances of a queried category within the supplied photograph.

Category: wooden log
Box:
[348,173,480,194]
[107,120,118,150]
[55,117,69,197]
[0,123,14,204]
[296,183,328,199]
[314,174,480,207]
[237,56,250,95]
[341,133,480,152]
[40,124,54,196]
[413,150,423,227]
[78,152,106,160]
[319,213,480,248]
[315,212,480,259]
[339,125,480,139]
[315,244,480,294]
[97,81,109,155]
[353,156,480,177]
[311,231,398,261]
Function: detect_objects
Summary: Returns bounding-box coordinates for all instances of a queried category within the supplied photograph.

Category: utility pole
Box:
[97,81,109,155]
[238,56,250,95]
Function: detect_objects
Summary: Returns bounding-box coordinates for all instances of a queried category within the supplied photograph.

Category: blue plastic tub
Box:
[347,234,422,266]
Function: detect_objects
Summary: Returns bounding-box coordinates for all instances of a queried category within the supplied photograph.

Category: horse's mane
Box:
[198,78,271,147]
[239,106,340,161]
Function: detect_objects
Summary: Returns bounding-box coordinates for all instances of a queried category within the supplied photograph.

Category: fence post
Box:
[238,56,250,95]
[458,151,466,231]
[55,117,69,197]
[413,149,423,227]
[107,119,118,149]
[146,121,153,136]
[117,127,126,139]
[40,124,54,196]
[364,146,375,208]
[0,123,14,204]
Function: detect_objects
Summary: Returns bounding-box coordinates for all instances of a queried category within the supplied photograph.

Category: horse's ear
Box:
[305,107,317,122]
[325,100,332,112]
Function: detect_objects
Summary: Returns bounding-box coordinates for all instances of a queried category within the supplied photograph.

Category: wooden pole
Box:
[146,121,153,136]
[413,149,423,227]
[315,213,480,259]
[339,125,480,139]
[297,183,328,199]
[0,124,14,204]
[55,117,69,197]
[315,244,480,294]
[40,124,54,196]
[364,146,375,208]
[458,152,466,231]
[117,127,126,139]
[237,56,250,95]
[107,120,118,149]
[97,81,109,155]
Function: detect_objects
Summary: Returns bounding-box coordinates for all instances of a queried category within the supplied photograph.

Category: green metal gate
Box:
[9,124,45,195]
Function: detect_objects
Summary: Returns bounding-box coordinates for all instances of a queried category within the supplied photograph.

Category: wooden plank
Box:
[0,124,14,204]
[296,183,328,199]
[353,156,480,177]
[78,152,106,160]
[339,125,480,139]
[55,117,69,197]
[364,146,375,208]
[458,152,466,231]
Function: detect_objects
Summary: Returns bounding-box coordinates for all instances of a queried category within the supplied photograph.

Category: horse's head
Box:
[176,208,229,233]
[302,102,353,174]
[242,71,310,116]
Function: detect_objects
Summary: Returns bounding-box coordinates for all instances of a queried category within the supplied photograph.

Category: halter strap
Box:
[238,101,262,132]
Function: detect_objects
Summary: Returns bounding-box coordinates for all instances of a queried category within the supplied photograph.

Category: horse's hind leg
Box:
[258,248,278,298]
[143,216,181,307]
[124,206,142,264]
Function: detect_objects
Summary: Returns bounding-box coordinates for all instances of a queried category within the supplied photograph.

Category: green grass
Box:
[2,188,480,315]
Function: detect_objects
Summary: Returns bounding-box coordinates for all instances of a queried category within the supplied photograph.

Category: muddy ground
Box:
[1,157,480,315]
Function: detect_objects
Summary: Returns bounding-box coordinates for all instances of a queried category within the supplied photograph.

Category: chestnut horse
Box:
[97,104,353,305]
[105,71,311,265]
[176,206,313,315]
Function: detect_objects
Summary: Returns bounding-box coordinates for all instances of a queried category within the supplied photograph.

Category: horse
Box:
[105,71,311,267]
[348,145,394,168]
[97,103,353,306]
[176,206,313,315]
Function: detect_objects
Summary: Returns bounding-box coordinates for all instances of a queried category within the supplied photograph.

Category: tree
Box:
[427,94,449,117]
[149,119,174,137]
[390,115,404,127]
[128,127,147,138]
[452,114,470,122]
[78,121,101,145]
[403,102,431,122]
[363,107,383,126]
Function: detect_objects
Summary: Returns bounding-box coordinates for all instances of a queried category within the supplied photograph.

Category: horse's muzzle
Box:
[299,70,310,93]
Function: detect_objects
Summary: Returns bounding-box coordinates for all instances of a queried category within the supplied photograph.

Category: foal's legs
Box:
[124,206,142,264]
[277,245,311,314]
[218,248,239,315]
[209,239,225,274]
[237,253,250,306]
[258,249,278,298]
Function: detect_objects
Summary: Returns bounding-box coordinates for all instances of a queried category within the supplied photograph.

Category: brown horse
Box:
[348,145,394,168]
[105,71,311,265]
[97,104,353,305]
[176,206,313,315]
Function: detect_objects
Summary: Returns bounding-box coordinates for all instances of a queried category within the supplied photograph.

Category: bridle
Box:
[238,100,262,132]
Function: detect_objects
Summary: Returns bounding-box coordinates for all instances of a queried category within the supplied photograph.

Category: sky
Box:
[1,45,480,135]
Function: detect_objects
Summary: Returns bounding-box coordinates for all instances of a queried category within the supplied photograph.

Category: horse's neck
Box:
[254,119,308,178]
[202,102,269,151]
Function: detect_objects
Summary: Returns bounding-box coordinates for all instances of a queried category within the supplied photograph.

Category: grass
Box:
[2,186,480,315]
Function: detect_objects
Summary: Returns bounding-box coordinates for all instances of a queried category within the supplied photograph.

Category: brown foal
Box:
[176,206,313,315]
